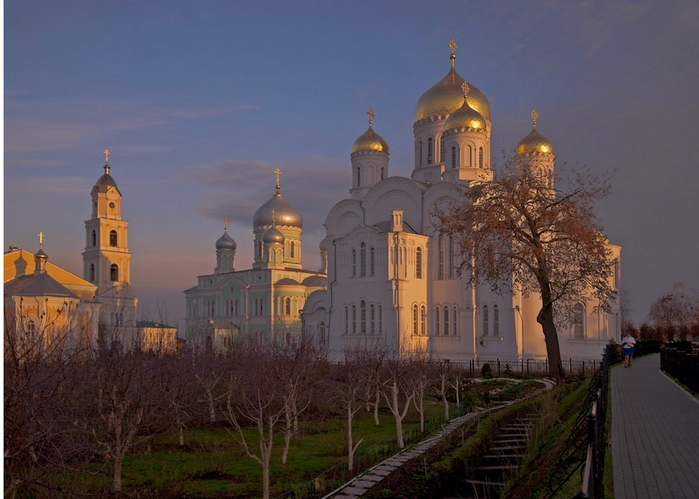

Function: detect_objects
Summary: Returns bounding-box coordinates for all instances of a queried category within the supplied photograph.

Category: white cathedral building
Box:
[301,40,621,362]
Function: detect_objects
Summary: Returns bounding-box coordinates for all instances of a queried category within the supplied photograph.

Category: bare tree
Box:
[648,283,699,341]
[438,162,616,377]
[194,351,226,423]
[434,359,453,421]
[223,345,285,499]
[408,352,432,433]
[381,359,415,449]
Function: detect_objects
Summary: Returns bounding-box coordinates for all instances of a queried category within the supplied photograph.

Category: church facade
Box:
[183,171,327,351]
[301,40,621,362]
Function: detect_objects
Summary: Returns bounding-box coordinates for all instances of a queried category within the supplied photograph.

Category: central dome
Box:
[415,51,490,122]
[253,191,303,229]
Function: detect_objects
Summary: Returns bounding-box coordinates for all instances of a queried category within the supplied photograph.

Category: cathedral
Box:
[183,169,327,351]
[301,40,621,362]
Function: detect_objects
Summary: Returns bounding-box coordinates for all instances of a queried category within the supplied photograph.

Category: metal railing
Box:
[661,345,699,395]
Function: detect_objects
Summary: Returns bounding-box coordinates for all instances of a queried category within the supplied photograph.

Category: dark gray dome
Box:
[94,165,121,194]
[216,229,237,251]
[263,225,285,245]
[253,191,303,229]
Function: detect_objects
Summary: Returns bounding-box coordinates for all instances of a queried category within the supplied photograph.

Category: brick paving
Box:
[611,353,699,499]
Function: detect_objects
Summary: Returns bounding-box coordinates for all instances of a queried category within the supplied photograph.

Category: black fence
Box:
[660,343,699,395]
[455,357,601,378]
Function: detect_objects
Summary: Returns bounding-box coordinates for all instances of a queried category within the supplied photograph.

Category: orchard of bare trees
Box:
[5,320,503,499]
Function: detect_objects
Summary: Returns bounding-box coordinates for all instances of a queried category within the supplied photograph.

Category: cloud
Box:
[189,156,349,236]
[5,176,94,196]
[4,96,261,155]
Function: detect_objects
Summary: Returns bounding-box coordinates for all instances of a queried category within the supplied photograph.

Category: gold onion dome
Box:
[516,109,554,155]
[415,38,491,122]
[445,82,486,131]
[253,169,303,229]
[352,109,389,153]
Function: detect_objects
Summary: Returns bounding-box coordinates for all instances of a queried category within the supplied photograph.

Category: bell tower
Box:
[82,149,137,328]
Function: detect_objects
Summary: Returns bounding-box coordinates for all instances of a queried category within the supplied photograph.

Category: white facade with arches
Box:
[302,41,621,362]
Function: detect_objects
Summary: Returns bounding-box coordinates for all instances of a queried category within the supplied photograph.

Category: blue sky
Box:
[4,0,699,326]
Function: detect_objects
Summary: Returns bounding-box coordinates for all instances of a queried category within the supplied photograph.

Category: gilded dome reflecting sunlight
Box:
[352,126,390,154]
[516,128,554,155]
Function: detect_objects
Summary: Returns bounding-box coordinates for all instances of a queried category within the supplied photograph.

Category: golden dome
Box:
[445,82,486,131]
[352,109,389,153]
[516,109,554,155]
[415,41,490,122]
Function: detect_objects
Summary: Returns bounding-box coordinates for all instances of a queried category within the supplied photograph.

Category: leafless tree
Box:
[194,351,226,424]
[433,359,453,421]
[648,283,699,340]
[438,162,616,378]
[223,345,285,499]
[381,358,416,449]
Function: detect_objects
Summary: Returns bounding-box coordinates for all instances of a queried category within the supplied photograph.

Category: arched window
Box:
[413,305,419,335]
[360,243,366,277]
[453,306,458,336]
[427,137,433,164]
[443,306,450,335]
[92,230,97,246]
[360,301,367,334]
[573,303,585,338]
[344,306,349,334]
[290,241,295,258]
[378,305,382,333]
[467,145,473,167]
[110,264,119,282]
[109,230,117,247]
[482,305,489,336]
[435,307,441,336]
[352,305,357,334]
[416,247,423,279]
[493,305,499,336]
[319,322,326,345]
[438,236,445,279]
[89,264,95,282]
[451,146,457,168]
[380,167,385,181]
[439,135,444,163]
[370,247,375,276]
[479,147,484,168]
[371,304,375,334]
[26,319,36,336]
[352,249,357,277]
[448,236,455,278]
[420,305,426,336]
[419,141,423,167]
[357,166,361,187]
[285,298,291,315]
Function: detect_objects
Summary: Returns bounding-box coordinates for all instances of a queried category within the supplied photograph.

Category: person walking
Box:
[621,332,637,368]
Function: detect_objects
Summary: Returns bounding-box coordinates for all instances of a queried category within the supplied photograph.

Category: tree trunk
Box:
[537,285,564,378]
[373,386,380,426]
[441,377,449,421]
[281,404,292,464]
[112,454,123,493]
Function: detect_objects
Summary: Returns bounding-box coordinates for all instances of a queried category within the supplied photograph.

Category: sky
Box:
[4,0,699,328]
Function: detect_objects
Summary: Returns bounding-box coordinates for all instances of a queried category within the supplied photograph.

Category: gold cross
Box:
[461,81,470,99]
[531,109,538,128]
[274,168,281,192]
[448,38,458,55]
[367,108,375,125]
[104,148,110,164]
[224,217,228,231]
[270,209,276,223]
[38,232,44,249]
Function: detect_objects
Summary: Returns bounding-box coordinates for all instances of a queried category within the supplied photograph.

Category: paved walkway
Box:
[611,353,699,498]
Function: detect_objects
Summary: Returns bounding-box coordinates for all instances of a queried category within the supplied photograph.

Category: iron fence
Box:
[661,346,699,395]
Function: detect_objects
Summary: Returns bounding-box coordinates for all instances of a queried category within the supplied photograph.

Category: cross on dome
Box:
[448,38,458,55]
[531,109,538,128]
[274,168,282,193]
[461,81,470,99]
[224,217,228,232]
[367,108,375,126]
[104,148,110,164]
[38,231,44,250]
[270,209,276,224]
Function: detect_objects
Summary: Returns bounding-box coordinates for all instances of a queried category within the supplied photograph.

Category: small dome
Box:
[516,110,554,155]
[415,44,490,122]
[352,126,389,154]
[215,229,236,251]
[445,97,486,131]
[94,165,121,193]
[263,225,285,245]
